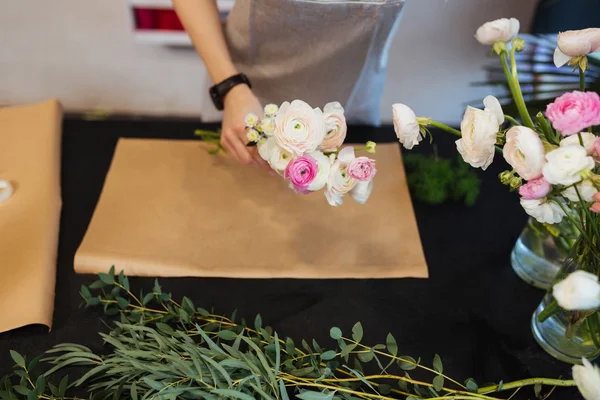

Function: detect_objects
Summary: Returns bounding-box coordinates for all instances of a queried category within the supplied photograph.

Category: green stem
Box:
[508,48,535,129]
[580,68,586,92]
[504,115,520,126]
[478,378,576,395]
[428,121,462,138]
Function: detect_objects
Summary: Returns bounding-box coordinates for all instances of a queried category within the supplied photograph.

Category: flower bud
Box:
[365,141,376,154]
[510,176,523,190]
[591,175,600,188]
[581,169,594,180]
[512,38,525,52]
[499,170,513,185]
[493,41,508,55]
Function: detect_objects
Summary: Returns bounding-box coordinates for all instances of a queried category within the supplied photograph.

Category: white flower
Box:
[264,103,279,116]
[392,103,422,150]
[260,117,276,136]
[542,144,596,186]
[554,271,600,311]
[246,129,260,143]
[307,151,331,191]
[325,153,356,207]
[350,180,373,204]
[561,132,598,155]
[562,180,598,202]
[269,145,293,172]
[502,126,545,180]
[573,358,600,400]
[456,105,500,170]
[475,18,520,45]
[483,95,505,125]
[554,28,600,67]
[274,100,326,156]
[245,113,259,127]
[320,102,347,152]
[520,198,565,224]
[257,137,276,161]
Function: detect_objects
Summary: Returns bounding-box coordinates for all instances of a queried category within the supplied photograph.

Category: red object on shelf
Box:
[133,8,184,31]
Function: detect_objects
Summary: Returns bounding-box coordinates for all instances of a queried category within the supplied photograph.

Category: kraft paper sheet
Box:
[0,100,62,332]
[75,139,428,279]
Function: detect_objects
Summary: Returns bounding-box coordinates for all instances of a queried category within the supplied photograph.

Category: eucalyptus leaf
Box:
[534,383,542,399]
[379,384,391,395]
[99,273,114,285]
[117,297,129,309]
[329,327,342,340]
[296,391,334,400]
[351,322,363,343]
[81,285,92,299]
[357,350,374,363]
[385,333,398,356]
[465,378,478,392]
[433,375,444,392]
[12,387,28,396]
[320,351,337,361]
[279,379,289,400]
[254,315,262,331]
[397,356,417,371]
[211,389,255,400]
[9,351,25,369]
[142,293,154,305]
[433,354,443,374]
[217,330,237,341]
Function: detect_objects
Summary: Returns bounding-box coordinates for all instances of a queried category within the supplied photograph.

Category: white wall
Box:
[0,0,538,125]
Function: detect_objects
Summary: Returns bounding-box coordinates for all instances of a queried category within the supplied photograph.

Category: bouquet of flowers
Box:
[198,100,377,207]
[392,18,600,367]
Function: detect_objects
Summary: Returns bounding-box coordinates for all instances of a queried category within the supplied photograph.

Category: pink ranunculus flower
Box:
[347,157,377,182]
[592,193,600,214]
[284,155,318,194]
[546,91,600,136]
[502,126,546,180]
[595,138,600,162]
[518,177,551,200]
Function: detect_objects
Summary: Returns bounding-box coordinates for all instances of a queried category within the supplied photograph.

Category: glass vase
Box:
[511,218,576,289]
[531,239,600,364]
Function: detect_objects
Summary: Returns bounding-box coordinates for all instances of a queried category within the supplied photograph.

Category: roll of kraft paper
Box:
[0,100,62,333]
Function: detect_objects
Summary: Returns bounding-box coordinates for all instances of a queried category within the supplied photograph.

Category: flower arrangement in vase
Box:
[391,20,600,365]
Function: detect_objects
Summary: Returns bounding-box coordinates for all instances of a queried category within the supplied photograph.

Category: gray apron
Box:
[224,0,405,125]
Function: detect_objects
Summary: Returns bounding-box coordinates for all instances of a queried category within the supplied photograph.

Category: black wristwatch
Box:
[209,73,252,111]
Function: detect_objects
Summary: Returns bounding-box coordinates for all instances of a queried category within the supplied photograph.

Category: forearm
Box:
[172,0,237,83]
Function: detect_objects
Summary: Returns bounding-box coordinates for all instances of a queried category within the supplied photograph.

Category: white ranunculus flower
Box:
[560,132,597,155]
[307,151,331,191]
[554,28,600,67]
[483,95,505,125]
[350,180,373,204]
[573,358,600,400]
[257,137,276,161]
[502,126,545,180]
[320,102,347,152]
[542,144,596,186]
[562,180,598,202]
[475,18,520,45]
[324,154,357,207]
[554,271,600,311]
[269,144,293,172]
[274,100,326,156]
[520,198,565,224]
[392,103,422,150]
[456,106,500,170]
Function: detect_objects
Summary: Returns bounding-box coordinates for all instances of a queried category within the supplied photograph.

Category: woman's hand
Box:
[221,85,270,169]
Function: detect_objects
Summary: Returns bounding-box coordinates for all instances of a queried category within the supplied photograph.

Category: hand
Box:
[221,84,270,170]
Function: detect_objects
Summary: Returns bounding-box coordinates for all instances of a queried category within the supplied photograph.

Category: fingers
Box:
[249,146,271,171]
[225,128,254,166]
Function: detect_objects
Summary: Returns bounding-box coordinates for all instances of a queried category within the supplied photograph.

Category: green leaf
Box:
[433,375,444,392]
[156,322,175,335]
[153,279,161,294]
[87,297,100,306]
[27,390,36,400]
[296,391,334,400]
[44,358,97,377]
[116,297,129,309]
[274,332,281,377]
[407,397,418,400]
[289,366,314,377]
[27,355,41,373]
[9,351,25,369]
[34,376,45,395]
[465,378,478,392]
[497,380,503,392]
[385,333,397,356]
[379,384,392,395]
[351,322,363,342]
[217,330,237,341]
[241,337,275,383]
[197,307,210,317]
[142,293,154,305]
[320,351,337,361]
[260,328,271,341]
[98,273,114,285]
[130,382,138,400]
[433,354,443,374]
[312,340,322,353]
[329,327,342,340]
[142,378,164,391]
[211,389,255,400]
[200,354,233,387]
[13,386,28,396]
[254,314,262,331]
[182,297,194,312]
[179,308,190,321]
[357,350,374,363]
[279,380,289,400]
[345,368,374,391]
[80,285,92,299]
[122,276,130,291]
[534,383,542,399]
[88,280,106,289]
[74,364,111,387]
[195,324,226,355]
[398,356,417,371]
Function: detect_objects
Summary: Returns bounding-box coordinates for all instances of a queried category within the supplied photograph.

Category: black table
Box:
[0,118,578,399]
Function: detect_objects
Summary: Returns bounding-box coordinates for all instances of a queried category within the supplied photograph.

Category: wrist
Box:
[224,84,253,106]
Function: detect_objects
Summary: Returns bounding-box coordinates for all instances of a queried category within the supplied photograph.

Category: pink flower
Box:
[502,126,545,180]
[284,155,318,193]
[595,138,600,161]
[347,157,377,182]
[519,177,551,200]
[592,193,600,214]
[546,91,600,136]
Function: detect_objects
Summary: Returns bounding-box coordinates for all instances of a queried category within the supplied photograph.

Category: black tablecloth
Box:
[0,119,578,399]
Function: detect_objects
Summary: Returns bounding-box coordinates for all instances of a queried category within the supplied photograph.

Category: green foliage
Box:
[2,271,573,400]
[404,154,481,206]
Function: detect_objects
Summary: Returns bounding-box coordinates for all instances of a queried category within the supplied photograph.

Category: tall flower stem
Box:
[580,67,586,92]
[428,121,462,137]
[478,378,576,394]
[506,48,535,129]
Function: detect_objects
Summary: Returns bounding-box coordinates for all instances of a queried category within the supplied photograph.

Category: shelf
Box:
[134,31,192,46]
